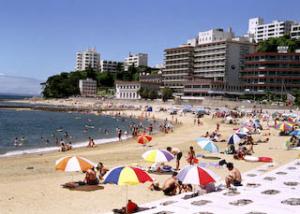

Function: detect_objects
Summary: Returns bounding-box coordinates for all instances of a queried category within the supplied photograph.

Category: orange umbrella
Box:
[137,134,152,145]
[55,156,95,172]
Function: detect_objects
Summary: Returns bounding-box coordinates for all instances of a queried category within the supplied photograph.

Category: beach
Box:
[0,99,299,214]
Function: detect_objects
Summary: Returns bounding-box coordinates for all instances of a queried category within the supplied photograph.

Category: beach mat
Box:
[62,182,104,192]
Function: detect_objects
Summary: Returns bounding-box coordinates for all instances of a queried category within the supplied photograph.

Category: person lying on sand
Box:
[256,137,269,144]
[162,172,179,196]
[225,162,242,188]
[84,168,99,185]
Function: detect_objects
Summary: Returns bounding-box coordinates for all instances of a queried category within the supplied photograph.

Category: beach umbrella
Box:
[196,138,219,153]
[103,166,153,186]
[228,134,241,145]
[55,156,95,172]
[103,166,153,203]
[146,106,153,112]
[236,127,250,134]
[137,133,152,145]
[177,165,220,186]
[290,129,300,136]
[279,122,293,132]
[142,149,174,163]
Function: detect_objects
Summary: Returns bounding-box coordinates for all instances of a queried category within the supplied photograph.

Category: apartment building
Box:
[241,48,300,95]
[76,48,100,71]
[248,17,294,42]
[79,78,97,97]
[100,60,123,73]
[163,46,194,96]
[291,24,300,39]
[124,53,148,71]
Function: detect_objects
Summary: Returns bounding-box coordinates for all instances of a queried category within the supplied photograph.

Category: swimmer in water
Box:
[14,137,19,147]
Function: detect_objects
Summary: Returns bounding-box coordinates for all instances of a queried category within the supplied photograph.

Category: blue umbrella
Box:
[196,138,219,153]
[290,129,300,136]
[146,106,153,112]
[228,134,241,145]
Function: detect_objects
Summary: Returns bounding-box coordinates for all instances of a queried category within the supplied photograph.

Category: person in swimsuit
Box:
[166,147,182,171]
[162,172,179,196]
[225,162,242,188]
[84,168,99,185]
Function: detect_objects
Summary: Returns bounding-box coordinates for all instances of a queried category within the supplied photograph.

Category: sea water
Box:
[0,108,152,157]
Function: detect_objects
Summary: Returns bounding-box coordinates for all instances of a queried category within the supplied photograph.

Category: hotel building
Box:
[241,48,300,95]
[183,40,255,97]
[76,48,100,71]
[163,45,194,96]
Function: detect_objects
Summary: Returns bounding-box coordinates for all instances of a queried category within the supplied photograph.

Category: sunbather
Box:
[113,199,139,214]
[162,172,179,196]
[84,168,99,185]
[225,162,242,188]
[96,162,109,180]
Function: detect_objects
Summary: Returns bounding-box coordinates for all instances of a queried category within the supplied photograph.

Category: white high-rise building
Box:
[76,48,100,71]
[291,24,300,39]
[197,28,234,45]
[124,53,148,70]
[248,18,295,42]
[248,17,264,35]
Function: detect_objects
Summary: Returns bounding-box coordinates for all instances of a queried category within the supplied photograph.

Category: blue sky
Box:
[0,0,299,80]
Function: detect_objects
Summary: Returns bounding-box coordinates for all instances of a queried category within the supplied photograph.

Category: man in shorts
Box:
[167,147,182,171]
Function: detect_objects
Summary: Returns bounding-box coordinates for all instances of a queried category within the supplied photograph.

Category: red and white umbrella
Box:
[176,165,220,185]
[55,156,96,172]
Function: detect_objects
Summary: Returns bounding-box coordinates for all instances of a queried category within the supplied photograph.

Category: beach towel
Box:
[62,182,104,192]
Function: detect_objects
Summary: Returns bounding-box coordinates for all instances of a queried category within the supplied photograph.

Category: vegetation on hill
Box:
[42,65,158,98]
[257,35,300,52]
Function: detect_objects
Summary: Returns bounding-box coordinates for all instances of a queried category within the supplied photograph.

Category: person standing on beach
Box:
[167,147,182,171]
[148,123,153,135]
[187,146,196,165]
[118,129,122,141]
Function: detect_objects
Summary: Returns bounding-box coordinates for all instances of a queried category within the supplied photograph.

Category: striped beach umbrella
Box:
[137,134,152,145]
[55,156,95,172]
[236,127,250,134]
[279,122,294,132]
[196,138,219,153]
[228,134,241,145]
[142,149,174,163]
[177,165,220,186]
[103,166,153,186]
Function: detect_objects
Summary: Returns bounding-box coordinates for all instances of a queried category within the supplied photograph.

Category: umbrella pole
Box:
[125,185,128,205]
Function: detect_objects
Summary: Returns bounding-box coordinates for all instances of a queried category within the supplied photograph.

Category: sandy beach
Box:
[0,99,299,214]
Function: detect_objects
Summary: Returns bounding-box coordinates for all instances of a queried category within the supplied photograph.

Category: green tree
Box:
[96,72,114,87]
[148,89,158,100]
[161,87,173,102]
